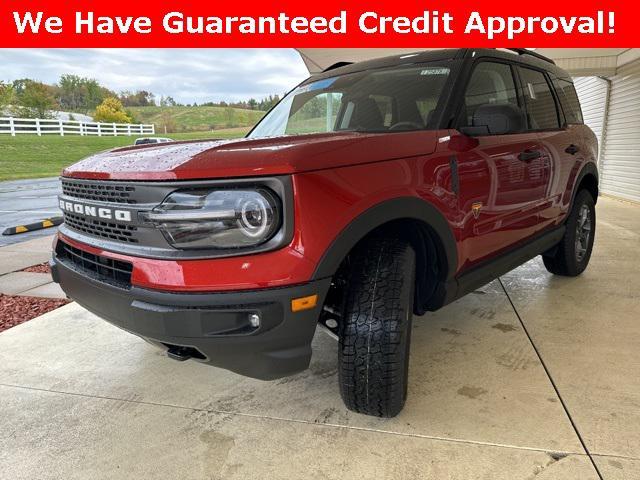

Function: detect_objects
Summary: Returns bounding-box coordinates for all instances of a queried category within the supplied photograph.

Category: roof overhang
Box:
[296,48,639,77]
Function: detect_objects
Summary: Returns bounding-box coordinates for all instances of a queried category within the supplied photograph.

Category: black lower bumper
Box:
[51,254,331,380]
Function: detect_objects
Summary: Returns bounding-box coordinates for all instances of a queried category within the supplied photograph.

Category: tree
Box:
[84,79,105,112]
[259,94,280,111]
[11,78,31,96]
[94,97,132,123]
[159,95,177,108]
[18,80,58,118]
[58,74,83,111]
[120,90,155,107]
[0,81,16,113]
[56,75,107,113]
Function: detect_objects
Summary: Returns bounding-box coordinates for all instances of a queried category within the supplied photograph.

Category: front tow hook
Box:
[166,346,193,361]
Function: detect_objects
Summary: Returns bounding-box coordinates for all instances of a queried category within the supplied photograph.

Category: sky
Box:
[0,48,310,104]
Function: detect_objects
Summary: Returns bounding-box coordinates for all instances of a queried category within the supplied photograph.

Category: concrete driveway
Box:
[0,177,60,247]
[0,197,638,479]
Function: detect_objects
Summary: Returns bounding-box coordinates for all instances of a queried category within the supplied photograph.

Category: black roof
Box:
[303,49,569,84]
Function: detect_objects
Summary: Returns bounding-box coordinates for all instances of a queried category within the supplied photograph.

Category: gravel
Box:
[0,294,69,333]
[21,262,51,274]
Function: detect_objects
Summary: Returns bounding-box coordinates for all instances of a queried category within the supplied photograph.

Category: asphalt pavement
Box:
[0,177,61,246]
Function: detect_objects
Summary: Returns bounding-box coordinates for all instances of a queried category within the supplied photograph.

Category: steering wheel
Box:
[388,121,423,131]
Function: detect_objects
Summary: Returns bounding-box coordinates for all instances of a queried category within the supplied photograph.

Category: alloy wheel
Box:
[575,204,592,262]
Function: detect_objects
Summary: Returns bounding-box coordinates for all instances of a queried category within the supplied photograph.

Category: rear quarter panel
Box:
[537,124,598,225]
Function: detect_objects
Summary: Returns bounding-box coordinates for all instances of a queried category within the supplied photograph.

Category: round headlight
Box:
[145,188,281,250]
[239,197,270,238]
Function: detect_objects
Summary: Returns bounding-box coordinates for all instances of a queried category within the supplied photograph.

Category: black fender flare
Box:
[571,161,599,207]
[311,197,458,282]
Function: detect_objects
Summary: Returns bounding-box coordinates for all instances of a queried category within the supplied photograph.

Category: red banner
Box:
[0,0,637,47]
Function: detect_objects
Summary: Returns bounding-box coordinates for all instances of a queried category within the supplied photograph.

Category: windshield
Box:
[248,63,451,138]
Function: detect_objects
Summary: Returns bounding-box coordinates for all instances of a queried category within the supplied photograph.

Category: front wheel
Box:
[338,236,415,418]
[543,189,596,276]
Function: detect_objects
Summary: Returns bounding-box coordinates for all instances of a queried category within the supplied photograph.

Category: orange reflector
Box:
[291,294,318,312]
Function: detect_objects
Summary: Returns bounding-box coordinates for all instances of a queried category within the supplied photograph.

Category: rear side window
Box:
[551,75,584,124]
[518,67,560,130]
[462,62,519,127]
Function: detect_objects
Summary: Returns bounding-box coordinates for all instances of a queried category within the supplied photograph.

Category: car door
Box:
[537,73,590,226]
[516,66,564,230]
[455,60,551,269]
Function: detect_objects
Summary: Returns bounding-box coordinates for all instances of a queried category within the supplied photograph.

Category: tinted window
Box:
[551,75,583,124]
[249,65,451,138]
[285,92,343,135]
[369,95,394,127]
[462,62,519,127]
[416,97,439,124]
[518,67,560,130]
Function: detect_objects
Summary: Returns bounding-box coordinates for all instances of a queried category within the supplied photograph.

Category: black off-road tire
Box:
[338,236,416,418]
[543,189,596,276]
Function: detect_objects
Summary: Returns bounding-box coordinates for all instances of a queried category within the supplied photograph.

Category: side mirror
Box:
[462,104,525,136]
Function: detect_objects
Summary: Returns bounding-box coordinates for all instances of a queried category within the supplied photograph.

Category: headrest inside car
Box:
[473,104,525,135]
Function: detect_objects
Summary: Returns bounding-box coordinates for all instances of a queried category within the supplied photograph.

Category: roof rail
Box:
[504,48,556,65]
[322,61,353,72]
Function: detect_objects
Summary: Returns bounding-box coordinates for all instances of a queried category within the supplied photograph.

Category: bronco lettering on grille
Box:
[59,199,132,222]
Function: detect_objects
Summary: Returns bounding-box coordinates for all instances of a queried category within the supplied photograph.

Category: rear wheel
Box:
[338,236,415,417]
[543,189,596,276]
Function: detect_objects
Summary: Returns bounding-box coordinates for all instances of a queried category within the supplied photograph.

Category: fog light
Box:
[325,318,338,329]
[248,313,261,328]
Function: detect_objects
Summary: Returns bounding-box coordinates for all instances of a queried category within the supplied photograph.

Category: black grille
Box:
[63,212,139,243]
[61,179,137,204]
[57,240,133,288]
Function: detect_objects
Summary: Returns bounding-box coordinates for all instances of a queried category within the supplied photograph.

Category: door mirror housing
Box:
[462,104,525,136]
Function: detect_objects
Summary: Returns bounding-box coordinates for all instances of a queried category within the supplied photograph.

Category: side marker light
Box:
[291,294,318,312]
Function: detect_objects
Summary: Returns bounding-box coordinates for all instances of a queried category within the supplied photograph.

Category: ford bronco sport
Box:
[52,48,598,417]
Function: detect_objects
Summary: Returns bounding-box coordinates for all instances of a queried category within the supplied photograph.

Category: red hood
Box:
[62,131,439,181]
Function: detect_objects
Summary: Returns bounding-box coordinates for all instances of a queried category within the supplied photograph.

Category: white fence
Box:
[0,117,155,137]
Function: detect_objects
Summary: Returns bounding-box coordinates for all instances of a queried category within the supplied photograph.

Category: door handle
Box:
[518,149,542,162]
[565,144,580,155]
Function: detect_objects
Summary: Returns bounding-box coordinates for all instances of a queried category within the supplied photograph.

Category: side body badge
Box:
[471,202,483,219]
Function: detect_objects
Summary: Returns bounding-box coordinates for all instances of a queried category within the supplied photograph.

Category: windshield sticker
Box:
[420,68,450,75]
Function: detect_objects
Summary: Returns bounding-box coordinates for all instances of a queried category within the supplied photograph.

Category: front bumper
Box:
[51,252,331,380]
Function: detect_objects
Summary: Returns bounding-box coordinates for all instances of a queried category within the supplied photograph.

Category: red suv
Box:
[52,48,598,417]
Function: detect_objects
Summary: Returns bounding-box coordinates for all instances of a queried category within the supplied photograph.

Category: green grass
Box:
[0,128,250,181]
[0,103,266,180]
[129,105,265,132]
